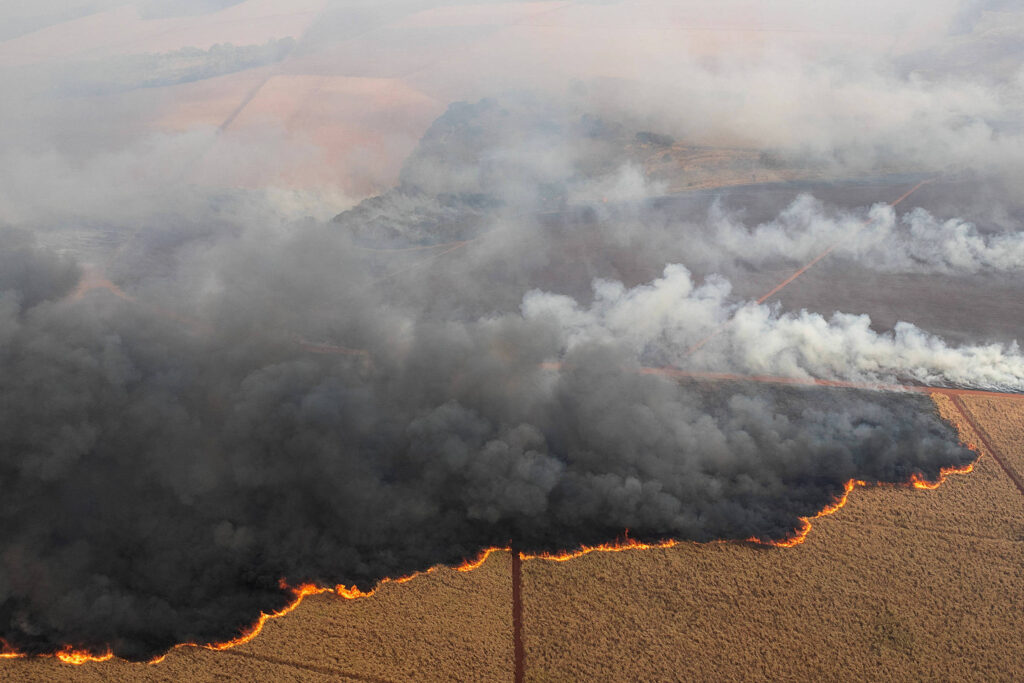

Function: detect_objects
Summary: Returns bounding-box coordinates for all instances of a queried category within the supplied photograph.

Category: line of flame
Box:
[1,641,114,665]
[150,549,522,662]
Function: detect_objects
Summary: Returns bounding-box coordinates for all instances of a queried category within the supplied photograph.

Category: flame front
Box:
[756,479,861,548]
[55,647,115,665]
[910,461,975,490]
[522,533,679,562]
[1,639,113,666]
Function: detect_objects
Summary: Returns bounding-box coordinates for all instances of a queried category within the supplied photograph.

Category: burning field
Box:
[2,390,1021,680]
[2,1,1024,680]
[521,393,1024,682]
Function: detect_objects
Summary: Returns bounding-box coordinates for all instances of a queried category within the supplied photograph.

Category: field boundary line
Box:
[512,549,525,683]
[831,517,1019,544]
[949,395,1024,497]
[218,648,397,682]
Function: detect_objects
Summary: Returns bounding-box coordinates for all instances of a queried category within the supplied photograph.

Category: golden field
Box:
[3,393,1023,682]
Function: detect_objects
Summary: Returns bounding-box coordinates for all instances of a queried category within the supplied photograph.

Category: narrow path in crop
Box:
[948,395,1024,497]
[512,549,525,683]
[219,648,397,682]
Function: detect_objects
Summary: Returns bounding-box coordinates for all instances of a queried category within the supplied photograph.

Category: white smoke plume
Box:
[700,194,1024,274]
[522,263,1024,391]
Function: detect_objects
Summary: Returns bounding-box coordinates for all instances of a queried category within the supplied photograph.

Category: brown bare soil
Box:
[4,393,1023,681]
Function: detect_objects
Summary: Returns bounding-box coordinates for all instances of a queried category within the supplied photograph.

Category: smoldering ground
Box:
[0,100,995,660]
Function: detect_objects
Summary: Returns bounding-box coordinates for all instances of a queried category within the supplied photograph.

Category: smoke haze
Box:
[0,0,1021,662]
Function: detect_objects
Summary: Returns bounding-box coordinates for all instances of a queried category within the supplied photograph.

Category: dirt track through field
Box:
[220,649,397,682]
[511,550,525,683]
[949,395,1024,496]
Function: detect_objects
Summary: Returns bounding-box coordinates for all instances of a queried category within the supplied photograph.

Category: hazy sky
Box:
[1,0,1020,206]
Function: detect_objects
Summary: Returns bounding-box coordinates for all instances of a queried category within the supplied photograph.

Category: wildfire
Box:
[456,546,510,572]
[55,647,115,665]
[910,461,975,490]
[0,639,113,666]
[2,391,985,668]
[335,583,377,599]
[514,451,980,559]
[756,479,861,548]
[522,534,679,563]
[756,449,980,548]
[142,581,339,664]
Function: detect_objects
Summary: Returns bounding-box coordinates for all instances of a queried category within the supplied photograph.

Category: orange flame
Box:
[910,461,975,490]
[455,546,510,572]
[756,479,861,548]
[522,532,679,562]
[143,581,337,664]
[6,448,979,666]
[756,447,979,548]
[0,639,113,665]
[55,647,115,665]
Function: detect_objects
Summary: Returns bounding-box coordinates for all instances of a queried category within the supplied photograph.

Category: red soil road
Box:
[635,366,1024,400]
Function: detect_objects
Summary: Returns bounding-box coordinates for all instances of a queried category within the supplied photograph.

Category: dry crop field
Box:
[523,392,1024,681]
[4,392,1022,682]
